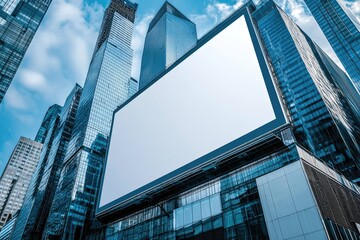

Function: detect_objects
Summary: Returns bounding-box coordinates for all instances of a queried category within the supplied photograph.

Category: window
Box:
[174,193,222,229]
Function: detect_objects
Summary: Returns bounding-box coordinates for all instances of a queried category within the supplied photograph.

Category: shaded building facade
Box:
[139,1,197,90]
[11,84,82,240]
[0,137,43,229]
[43,0,137,239]
[303,0,360,91]
[0,0,52,103]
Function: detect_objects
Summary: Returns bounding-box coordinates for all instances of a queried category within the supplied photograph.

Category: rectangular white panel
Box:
[99,14,285,211]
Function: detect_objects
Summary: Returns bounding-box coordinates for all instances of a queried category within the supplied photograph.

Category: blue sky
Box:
[0,0,359,175]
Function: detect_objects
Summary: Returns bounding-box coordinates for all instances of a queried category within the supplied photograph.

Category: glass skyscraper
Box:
[34,104,62,144]
[0,0,52,103]
[139,1,197,90]
[43,0,137,239]
[99,1,360,239]
[11,84,82,240]
[303,0,360,92]
[253,0,360,183]
[0,137,43,229]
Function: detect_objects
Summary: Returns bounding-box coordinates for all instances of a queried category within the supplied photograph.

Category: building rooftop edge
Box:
[147,1,193,34]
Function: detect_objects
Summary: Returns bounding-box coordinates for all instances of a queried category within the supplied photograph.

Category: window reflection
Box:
[174,193,222,229]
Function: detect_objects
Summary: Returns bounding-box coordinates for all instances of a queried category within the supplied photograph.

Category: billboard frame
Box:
[96,4,287,216]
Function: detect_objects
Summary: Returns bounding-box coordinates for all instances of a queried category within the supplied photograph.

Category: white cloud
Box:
[16,113,37,125]
[13,0,104,106]
[234,0,247,9]
[19,70,48,92]
[342,0,360,21]
[281,0,310,22]
[276,0,353,69]
[206,3,232,21]
[5,87,33,110]
[190,0,247,37]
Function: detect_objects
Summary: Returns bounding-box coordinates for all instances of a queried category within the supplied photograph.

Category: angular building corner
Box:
[139,1,197,90]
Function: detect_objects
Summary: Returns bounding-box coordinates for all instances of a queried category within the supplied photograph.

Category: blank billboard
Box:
[98,11,286,214]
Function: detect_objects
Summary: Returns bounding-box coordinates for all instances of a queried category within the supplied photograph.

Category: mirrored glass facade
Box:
[252,1,360,183]
[42,0,137,239]
[0,0,52,103]
[303,0,360,92]
[105,145,360,240]
[106,144,300,240]
[34,104,62,144]
[11,84,82,240]
[139,2,197,90]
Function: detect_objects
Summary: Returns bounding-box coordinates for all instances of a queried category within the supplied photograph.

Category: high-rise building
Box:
[253,0,360,182]
[0,137,43,229]
[34,104,62,144]
[43,0,137,239]
[139,1,197,90]
[97,1,360,239]
[0,0,53,103]
[11,84,82,240]
[303,0,360,91]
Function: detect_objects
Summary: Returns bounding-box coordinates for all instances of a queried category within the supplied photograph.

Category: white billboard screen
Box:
[98,12,286,213]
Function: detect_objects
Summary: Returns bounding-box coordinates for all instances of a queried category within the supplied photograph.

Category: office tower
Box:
[128,77,138,98]
[0,137,43,229]
[139,1,197,90]
[43,0,137,239]
[11,84,82,240]
[35,104,62,144]
[0,0,53,103]
[303,0,360,91]
[252,0,360,182]
[99,2,360,240]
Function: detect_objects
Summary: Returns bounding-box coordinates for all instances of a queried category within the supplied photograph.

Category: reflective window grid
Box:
[252,1,360,183]
[0,0,52,102]
[303,0,360,92]
[105,145,300,240]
